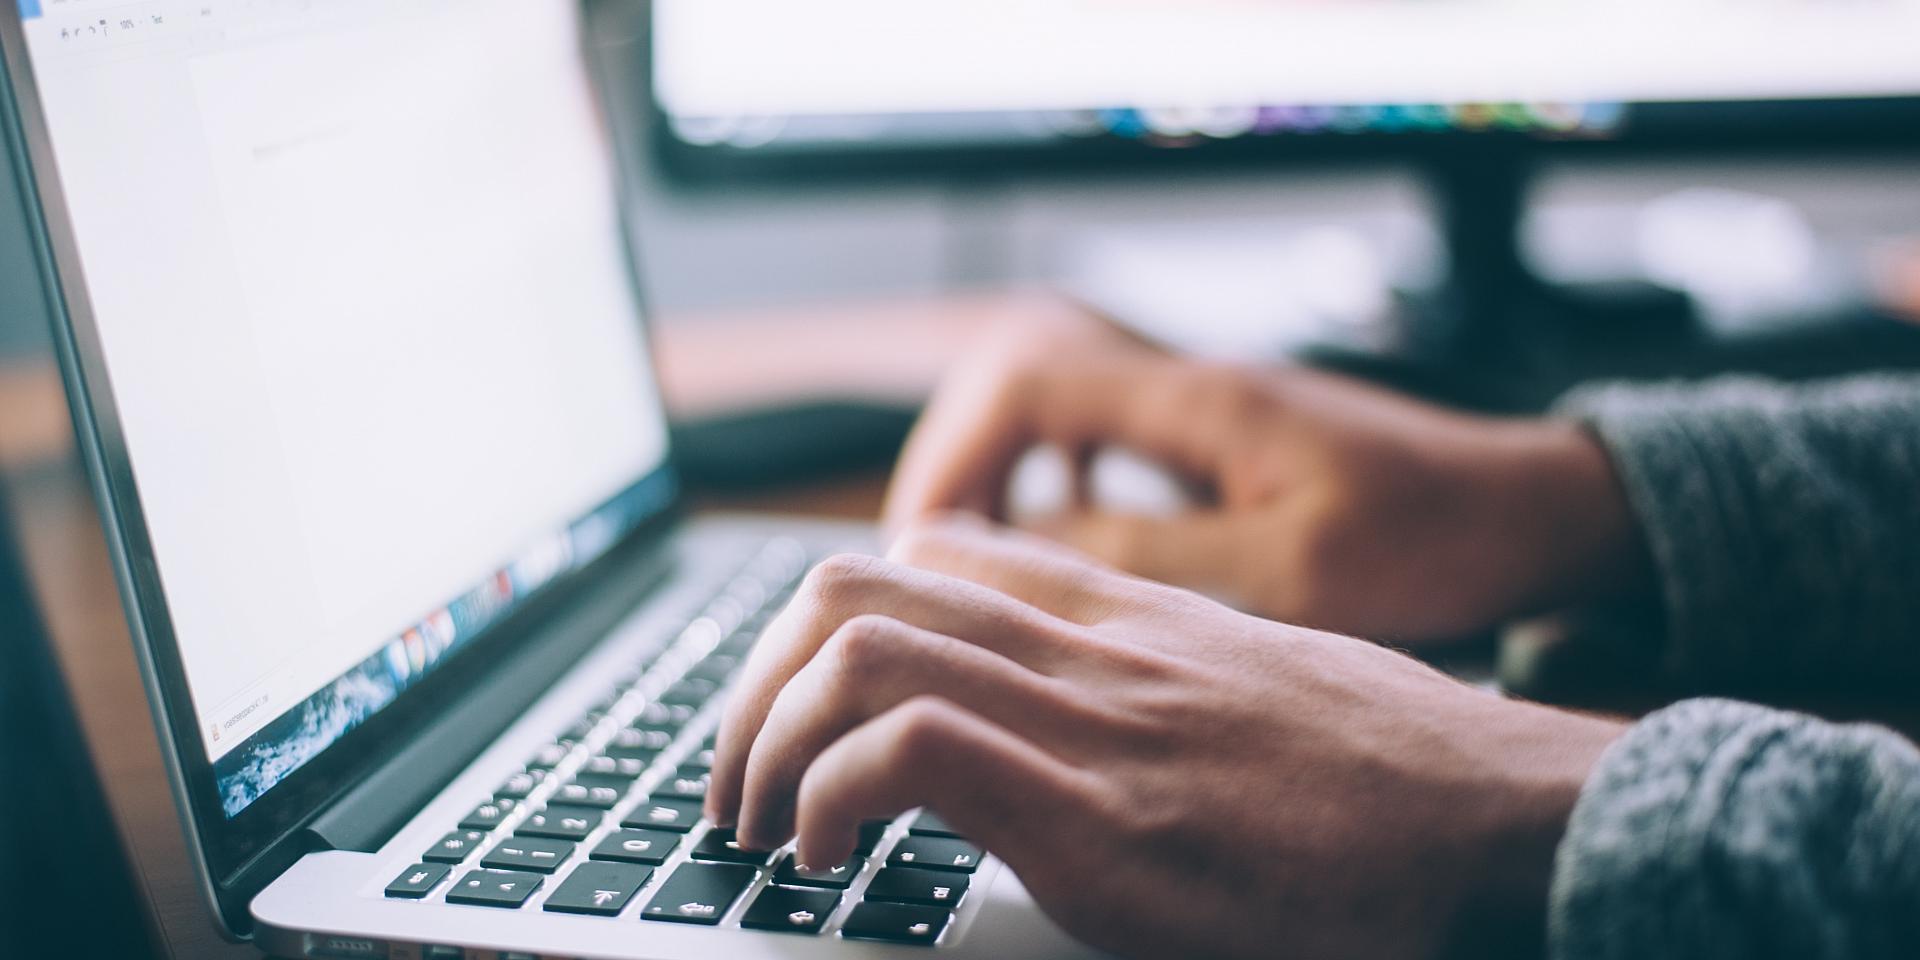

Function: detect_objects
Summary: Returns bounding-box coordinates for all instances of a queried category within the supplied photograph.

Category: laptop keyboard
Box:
[380,539,985,948]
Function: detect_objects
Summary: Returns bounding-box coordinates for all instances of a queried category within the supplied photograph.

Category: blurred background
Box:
[9,1,1920,955]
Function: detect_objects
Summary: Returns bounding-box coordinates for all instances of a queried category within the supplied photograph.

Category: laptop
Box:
[0,2,1100,956]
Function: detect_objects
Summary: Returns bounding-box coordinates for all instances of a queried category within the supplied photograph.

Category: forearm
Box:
[1557,374,1920,691]
[1549,698,1920,960]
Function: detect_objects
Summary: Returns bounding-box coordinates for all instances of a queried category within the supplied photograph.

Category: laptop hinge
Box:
[303,538,677,853]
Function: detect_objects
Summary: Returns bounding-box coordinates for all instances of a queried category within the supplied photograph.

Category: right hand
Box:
[883,313,1648,643]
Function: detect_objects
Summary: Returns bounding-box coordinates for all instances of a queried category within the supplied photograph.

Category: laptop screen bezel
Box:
[0,1,685,932]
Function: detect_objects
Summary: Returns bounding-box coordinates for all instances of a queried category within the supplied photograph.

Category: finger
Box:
[887,514,1162,624]
[791,695,1099,874]
[707,554,1083,825]
[882,345,1234,534]
[1027,509,1249,603]
[735,614,1102,849]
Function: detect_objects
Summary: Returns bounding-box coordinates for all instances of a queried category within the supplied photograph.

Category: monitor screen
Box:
[14,0,671,817]
[652,0,1920,156]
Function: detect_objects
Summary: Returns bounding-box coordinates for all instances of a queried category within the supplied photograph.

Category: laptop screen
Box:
[13,0,671,817]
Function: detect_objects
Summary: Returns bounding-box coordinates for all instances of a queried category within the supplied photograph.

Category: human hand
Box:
[884,316,1648,642]
[706,520,1627,960]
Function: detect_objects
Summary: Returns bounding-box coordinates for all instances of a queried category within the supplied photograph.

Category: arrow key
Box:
[543,861,651,917]
[740,885,839,934]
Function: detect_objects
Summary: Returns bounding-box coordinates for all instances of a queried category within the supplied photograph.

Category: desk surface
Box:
[0,295,1031,958]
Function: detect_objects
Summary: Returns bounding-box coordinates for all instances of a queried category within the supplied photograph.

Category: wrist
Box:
[1446,703,1629,959]
[1493,418,1653,616]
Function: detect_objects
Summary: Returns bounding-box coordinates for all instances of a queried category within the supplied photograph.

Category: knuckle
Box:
[823,614,904,676]
[884,696,961,765]
[800,552,887,611]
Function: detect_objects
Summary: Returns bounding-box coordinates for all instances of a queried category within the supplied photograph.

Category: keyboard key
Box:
[682,746,716,771]
[446,869,542,908]
[481,837,574,874]
[385,863,450,899]
[907,810,964,839]
[632,700,697,728]
[424,830,486,864]
[495,770,546,801]
[772,853,861,889]
[888,836,982,873]
[855,820,890,855]
[608,727,674,754]
[579,754,647,780]
[740,885,839,934]
[542,861,651,917]
[553,774,627,809]
[653,766,711,801]
[516,804,601,841]
[865,867,968,907]
[589,829,680,866]
[685,654,742,684]
[659,678,719,708]
[621,796,701,832]
[639,862,757,925]
[457,799,517,831]
[689,827,776,866]
[527,742,572,770]
[841,902,950,945]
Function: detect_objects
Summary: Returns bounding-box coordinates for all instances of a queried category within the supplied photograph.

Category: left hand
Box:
[706,518,1626,960]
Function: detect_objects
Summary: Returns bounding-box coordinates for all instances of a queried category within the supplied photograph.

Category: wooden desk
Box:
[0,294,1035,957]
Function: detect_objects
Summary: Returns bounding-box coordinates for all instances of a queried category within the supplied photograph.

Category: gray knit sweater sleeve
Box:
[1550,698,1920,960]
[1556,374,1920,690]
[1544,374,1920,960]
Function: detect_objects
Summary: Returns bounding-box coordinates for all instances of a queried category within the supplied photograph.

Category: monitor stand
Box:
[1301,146,1920,413]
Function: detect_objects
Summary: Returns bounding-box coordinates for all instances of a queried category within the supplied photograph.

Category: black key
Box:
[855,820,890,855]
[841,902,949,945]
[888,836,981,873]
[864,867,968,907]
[494,770,546,801]
[457,799,517,831]
[385,863,450,899]
[621,796,701,833]
[447,869,542,908]
[639,862,757,925]
[481,836,575,874]
[516,804,602,841]
[689,827,776,866]
[608,727,674,753]
[632,700,696,728]
[681,746,716,771]
[579,754,647,780]
[589,829,680,866]
[542,861,651,917]
[772,853,861,889]
[653,766,710,801]
[740,885,839,934]
[659,678,719,708]
[907,810,964,839]
[527,742,572,770]
[564,714,606,741]
[552,774,628,810]
[686,654,742,684]
[424,830,486,864]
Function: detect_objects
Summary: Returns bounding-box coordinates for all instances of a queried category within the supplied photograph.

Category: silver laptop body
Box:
[0,1,1098,956]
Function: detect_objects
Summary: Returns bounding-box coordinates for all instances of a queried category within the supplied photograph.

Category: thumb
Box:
[1026,509,1245,600]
